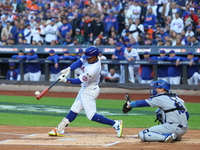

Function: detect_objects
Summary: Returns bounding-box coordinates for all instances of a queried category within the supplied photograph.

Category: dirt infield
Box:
[0,90,200,149]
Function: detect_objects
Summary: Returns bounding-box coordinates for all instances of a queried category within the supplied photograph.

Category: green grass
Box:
[0,95,199,129]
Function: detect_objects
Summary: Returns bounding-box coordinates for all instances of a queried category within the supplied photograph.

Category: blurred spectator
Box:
[1,20,12,39]
[188,35,199,46]
[131,1,141,23]
[99,50,108,82]
[31,40,37,45]
[184,7,198,29]
[121,23,130,38]
[140,51,153,84]
[185,27,194,36]
[24,23,32,44]
[195,25,200,41]
[26,49,41,81]
[105,68,120,83]
[147,0,157,16]
[6,63,19,80]
[44,18,58,45]
[111,42,125,83]
[140,1,148,23]
[168,2,182,19]
[74,28,84,44]
[170,13,184,34]
[117,8,125,36]
[58,18,72,44]
[62,37,74,46]
[82,14,92,44]
[144,7,157,27]
[129,18,144,42]
[32,24,45,43]
[103,10,118,36]
[16,0,26,13]
[124,43,141,84]
[91,15,104,41]
[47,49,61,81]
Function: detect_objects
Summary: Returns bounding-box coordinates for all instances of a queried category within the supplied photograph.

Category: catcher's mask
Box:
[150,79,171,96]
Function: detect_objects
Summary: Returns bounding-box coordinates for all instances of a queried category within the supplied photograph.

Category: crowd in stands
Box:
[0,0,200,46]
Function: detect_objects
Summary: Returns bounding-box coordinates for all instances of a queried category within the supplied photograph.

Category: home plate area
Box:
[0,133,139,146]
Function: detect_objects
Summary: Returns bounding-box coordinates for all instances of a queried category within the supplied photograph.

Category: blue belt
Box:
[169,122,183,128]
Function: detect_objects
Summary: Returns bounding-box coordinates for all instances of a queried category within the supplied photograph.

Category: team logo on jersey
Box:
[82,76,88,81]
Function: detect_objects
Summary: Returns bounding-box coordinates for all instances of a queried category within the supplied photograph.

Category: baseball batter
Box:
[126,79,189,143]
[48,46,123,137]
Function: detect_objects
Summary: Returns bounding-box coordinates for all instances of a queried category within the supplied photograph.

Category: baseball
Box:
[35,91,40,96]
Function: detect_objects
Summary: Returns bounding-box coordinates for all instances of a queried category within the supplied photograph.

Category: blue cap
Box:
[143,51,149,55]
[6,20,11,23]
[26,8,30,10]
[169,50,175,54]
[46,10,51,13]
[116,42,121,47]
[196,25,200,29]
[9,62,15,66]
[51,18,55,22]
[49,49,55,53]
[126,43,132,48]
[187,52,194,55]
[110,10,114,13]
[30,49,35,53]
[135,0,139,3]
[124,37,130,42]
[160,50,166,54]
[78,48,84,53]
[64,50,69,54]
[143,1,148,4]
[187,27,192,30]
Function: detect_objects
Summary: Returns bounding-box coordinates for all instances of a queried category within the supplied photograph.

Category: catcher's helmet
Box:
[82,46,99,59]
[150,79,171,96]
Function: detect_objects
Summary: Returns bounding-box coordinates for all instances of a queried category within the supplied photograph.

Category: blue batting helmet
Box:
[150,79,170,96]
[82,46,99,59]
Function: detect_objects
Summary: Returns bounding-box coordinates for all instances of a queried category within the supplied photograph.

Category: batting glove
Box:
[58,74,67,82]
[61,67,71,74]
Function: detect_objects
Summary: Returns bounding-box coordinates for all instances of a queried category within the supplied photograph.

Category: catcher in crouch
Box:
[123,79,189,143]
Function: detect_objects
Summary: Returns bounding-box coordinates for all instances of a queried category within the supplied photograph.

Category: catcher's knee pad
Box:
[155,108,165,124]
[139,129,167,142]
[139,129,149,142]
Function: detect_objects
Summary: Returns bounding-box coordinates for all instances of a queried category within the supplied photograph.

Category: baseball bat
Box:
[36,78,60,100]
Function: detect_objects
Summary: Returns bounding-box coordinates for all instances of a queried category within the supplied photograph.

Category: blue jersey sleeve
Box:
[67,78,82,84]
[130,100,150,108]
[70,59,83,71]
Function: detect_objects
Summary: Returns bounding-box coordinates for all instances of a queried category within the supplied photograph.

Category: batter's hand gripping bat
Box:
[36,78,60,100]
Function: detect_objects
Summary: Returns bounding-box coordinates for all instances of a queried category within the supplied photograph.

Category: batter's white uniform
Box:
[139,93,188,142]
[70,57,101,120]
[124,48,141,84]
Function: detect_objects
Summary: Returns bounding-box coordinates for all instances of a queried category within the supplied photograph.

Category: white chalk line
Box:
[0,132,134,147]
[0,132,26,136]
[103,141,121,146]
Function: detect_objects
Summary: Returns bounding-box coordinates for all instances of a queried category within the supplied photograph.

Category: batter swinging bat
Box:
[36,78,60,100]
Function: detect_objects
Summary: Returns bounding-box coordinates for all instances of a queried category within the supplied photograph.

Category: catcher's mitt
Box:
[122,93,132,113]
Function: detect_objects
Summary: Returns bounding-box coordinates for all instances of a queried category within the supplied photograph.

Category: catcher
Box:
[122,79,189,143]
